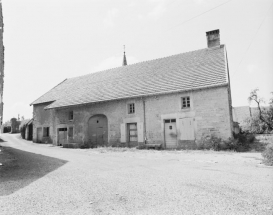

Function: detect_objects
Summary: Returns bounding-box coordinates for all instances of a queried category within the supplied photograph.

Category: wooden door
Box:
[88,115,108,147]
[180,118,195,140]
[29,124,33,140]
[164,119,177,148]
[128,123,138,143]
[37,127,43,143]
[58,128,67,146]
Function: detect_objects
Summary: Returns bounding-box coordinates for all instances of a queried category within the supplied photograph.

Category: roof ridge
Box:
[68,46,223,81]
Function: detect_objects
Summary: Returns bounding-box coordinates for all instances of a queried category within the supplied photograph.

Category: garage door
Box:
[88,115,108,147]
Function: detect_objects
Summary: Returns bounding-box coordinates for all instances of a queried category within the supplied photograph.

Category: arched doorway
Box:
[88,114,108,147]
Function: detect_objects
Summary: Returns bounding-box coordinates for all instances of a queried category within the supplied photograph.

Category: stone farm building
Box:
[31,29,233,149]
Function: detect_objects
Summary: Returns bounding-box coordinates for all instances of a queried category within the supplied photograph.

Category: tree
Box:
[247,89,273,133]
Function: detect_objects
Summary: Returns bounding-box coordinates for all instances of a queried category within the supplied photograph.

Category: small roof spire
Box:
[122,45,127,66]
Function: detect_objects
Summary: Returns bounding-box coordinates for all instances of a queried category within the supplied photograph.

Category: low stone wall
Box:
[255,134,273,144]
[63,143,81,148]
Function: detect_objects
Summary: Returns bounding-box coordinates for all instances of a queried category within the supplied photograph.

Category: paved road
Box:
[0,133,272,215]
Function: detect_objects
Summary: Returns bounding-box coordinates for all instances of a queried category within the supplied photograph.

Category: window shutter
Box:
[180,118,195,140]
[180,119,187,140]
[120,123,126,143]
[188,118,195,140]
[137,122,144,143]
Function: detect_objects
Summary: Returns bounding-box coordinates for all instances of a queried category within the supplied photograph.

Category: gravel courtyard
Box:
[0,134,272,215]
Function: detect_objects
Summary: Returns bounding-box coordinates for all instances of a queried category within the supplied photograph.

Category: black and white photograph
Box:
[0,0,272,214]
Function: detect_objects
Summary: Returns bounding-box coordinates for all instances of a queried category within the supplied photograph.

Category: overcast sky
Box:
[2,0,273,121]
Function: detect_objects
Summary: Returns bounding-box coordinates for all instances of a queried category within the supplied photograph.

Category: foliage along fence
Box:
[255,134,273,144]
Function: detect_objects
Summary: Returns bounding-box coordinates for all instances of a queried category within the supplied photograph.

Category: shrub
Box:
[197,133,256,152]
[198,135,222,151]
[229,132,255,152]
[262,143,273,166]
[20,124,26,139]
[80,143,90,149]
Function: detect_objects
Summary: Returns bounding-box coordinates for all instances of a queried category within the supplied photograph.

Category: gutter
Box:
[44,83,229,110]
[142,98,147,144]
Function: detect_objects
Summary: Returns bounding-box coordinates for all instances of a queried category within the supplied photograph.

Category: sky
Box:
[1,0,273,122]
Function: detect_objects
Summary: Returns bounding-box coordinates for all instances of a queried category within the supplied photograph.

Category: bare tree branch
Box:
[248,88,273,131]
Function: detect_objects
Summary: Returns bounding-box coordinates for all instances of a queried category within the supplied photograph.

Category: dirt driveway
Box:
[0,134,272,215]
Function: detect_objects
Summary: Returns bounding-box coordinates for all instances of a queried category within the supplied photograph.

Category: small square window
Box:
[43,127,50,137]
[69,111,73,121]
[182,97,190,108]
[128,103,135,114]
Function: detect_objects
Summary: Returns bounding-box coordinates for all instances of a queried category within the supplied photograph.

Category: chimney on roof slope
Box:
[206,29,220,48]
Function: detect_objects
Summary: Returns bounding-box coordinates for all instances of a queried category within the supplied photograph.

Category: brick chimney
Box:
[206,29,220,48]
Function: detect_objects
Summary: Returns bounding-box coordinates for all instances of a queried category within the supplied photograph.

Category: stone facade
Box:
[33,85,233,149]
[0,3,4,124]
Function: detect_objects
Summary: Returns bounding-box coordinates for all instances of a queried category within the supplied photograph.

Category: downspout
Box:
[143,98,147,144]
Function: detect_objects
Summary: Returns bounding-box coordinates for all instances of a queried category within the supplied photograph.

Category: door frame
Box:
[88,114,108,147]
[164,119,177,149]
[37,127,43,143]
[127,123,138,143]
[58,127,68,146]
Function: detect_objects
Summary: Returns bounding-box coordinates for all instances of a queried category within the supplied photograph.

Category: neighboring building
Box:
[233,106,252,125]
[232,106,264,124]
[25,119,33,141]
[10,118,20,133]
[2,121,11,133]
[31,29,233,149]
[233,106,268,127]
[0,2,4,125]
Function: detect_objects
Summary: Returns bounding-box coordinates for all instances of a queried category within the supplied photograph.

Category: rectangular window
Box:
[69,111,73,121]
[165,119,176,123]
[43,127,50,137]
[128,103,135,114]
[182,97,190,108]
[68,127,73,138]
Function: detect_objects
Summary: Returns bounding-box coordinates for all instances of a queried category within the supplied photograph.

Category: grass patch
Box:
[95,147,138,153]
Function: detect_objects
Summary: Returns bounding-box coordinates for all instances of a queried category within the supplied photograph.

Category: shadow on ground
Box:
[0,146,68,196]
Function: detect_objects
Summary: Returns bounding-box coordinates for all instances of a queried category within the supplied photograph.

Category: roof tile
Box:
[31,46,228,109]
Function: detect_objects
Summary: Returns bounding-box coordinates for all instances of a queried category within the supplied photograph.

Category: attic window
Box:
[128,103,135,114]
[182,97,190,108]
[69,111,74,121]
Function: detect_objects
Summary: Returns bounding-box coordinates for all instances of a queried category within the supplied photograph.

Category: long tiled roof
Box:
[31,45,228,109]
